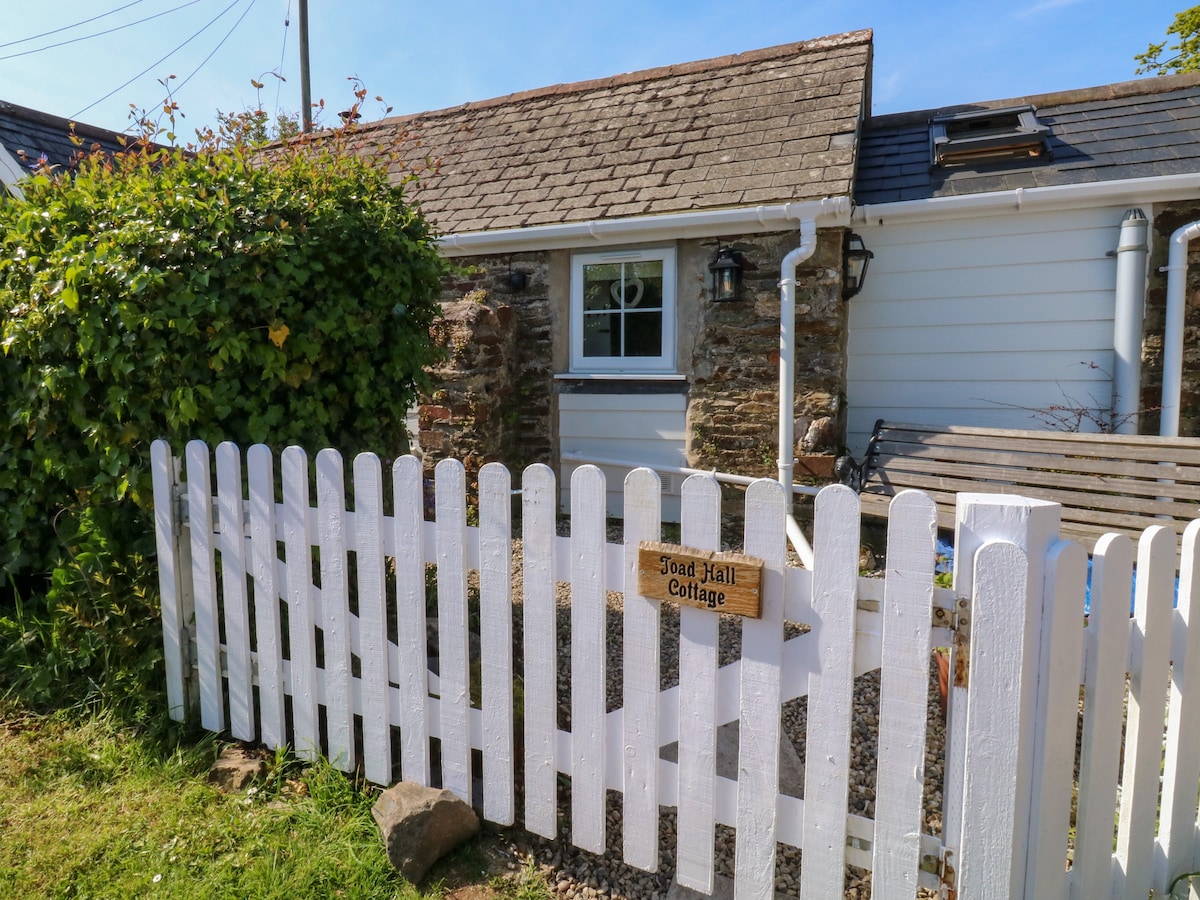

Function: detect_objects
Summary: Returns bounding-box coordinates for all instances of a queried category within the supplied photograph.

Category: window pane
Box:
[582,311,621,357]
[624,263,664,310]
[623,309,662,357]
[582,263,621,312]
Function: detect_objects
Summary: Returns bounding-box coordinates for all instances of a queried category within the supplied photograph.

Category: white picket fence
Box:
[151,439,1200,900]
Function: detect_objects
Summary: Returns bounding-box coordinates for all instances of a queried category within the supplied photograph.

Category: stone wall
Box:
[685,229,847,479]
[1144,201,1200,437]
[423,231,848,489]
[418,253,556,476]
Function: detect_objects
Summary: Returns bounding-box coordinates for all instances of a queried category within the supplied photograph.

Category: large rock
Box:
[207,746,268,793]
[371,782,480,883]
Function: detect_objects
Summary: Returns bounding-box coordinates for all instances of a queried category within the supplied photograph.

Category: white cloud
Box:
[1016,0,1085,19]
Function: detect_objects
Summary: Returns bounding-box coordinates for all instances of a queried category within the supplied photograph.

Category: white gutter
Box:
[438,196,852,256]
[1112,209,1149,434]
[1161,220,1200,436]
[0,139,26,200]
[853,172,1200,227]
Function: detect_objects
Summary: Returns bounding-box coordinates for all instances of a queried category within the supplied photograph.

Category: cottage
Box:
[363,30,875,521]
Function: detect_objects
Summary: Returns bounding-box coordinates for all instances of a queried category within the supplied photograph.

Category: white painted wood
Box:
[152,441,191,721]
[733,478,787,900]
[316,448,354,772]
[185,440,223,733]
[1070,533,1134,900]
[1158,520,1200,893]
[522,463,559,839]
[1025,539,1087,900]
[673,473,721,893]
[1115,526,1178,900]
[392,455,430,784]
[957,540,1029,900]
[800,484,861,900]
[570,464,608,856]
[948,492,1061,887]
[559,391,687,520]
[871,489,937,900]
[246,445,285,750]
[282,445,320,761]
[478,462,514,825]
[621,467,661,871]
[354,452,392,787]
[846,205,1130,454]
[435,458,473,804]
[216,442,254,742]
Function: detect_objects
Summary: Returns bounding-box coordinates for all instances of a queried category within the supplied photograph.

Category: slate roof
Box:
[360,30,872,235]
[0,100,133,176]
[855,72,1200,205]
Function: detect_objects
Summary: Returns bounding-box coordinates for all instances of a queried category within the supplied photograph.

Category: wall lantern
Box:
[842,232,874,299]
[507,270,528,292]
[708,247,744,302]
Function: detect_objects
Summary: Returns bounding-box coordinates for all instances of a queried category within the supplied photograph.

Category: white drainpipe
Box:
[1161,220,1200,436]
[778,220,820,569]
[1112,209,1149,434]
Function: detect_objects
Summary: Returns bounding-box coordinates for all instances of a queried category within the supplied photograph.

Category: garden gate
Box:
[152,439,1200,899]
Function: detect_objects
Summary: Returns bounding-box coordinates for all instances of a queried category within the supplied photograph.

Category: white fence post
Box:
[949,492,1062,900]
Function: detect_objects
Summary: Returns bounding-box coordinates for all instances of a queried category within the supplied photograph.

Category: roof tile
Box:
[353,31,870,234]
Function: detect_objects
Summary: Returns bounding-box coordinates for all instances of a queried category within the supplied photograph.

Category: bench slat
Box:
[858,421,1200,550]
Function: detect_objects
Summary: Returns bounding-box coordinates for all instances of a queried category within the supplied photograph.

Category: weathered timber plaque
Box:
[637,541,764,618]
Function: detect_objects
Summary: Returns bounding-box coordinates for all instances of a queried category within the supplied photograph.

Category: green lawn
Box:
[0,702,549,899]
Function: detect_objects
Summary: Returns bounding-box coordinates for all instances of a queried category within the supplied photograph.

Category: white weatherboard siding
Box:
[846,206,1129,456]
[559,392,687,520]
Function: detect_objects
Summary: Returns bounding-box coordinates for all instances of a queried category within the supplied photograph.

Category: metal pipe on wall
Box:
[1112,209,1149,434]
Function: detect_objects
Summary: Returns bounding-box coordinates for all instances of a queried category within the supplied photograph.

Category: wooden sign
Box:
[637,541,764,618]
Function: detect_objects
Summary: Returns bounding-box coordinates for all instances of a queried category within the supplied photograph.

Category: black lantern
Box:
[842,232,873,299]
[708,247,744,302]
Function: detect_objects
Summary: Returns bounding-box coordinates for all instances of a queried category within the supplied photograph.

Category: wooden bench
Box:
[845,420,1200,550]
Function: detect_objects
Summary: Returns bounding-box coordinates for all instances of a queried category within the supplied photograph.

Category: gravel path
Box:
[472,526,945,900]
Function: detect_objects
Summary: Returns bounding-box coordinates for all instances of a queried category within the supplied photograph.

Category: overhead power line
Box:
[0,0,149,50]
[274,0,293,120]
[72,0,245,119]
[171,0,258,95]
[0,0,208,61]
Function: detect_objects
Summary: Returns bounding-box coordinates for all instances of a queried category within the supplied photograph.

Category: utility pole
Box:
[298,0,312,132]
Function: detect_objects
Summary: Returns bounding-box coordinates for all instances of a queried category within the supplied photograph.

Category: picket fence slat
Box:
[1116,526,1178,900]
[1070,532,1134,900]
[153,440,1200,900]
[621,468,662,872]
[1026,540,1087,900]
[800,484,861,900]
[317,449,355,772]
[392,455,431,785]
[187,440,223,734]
[282,446,320,760]
[435,458,473,804]
[479,462,515,826]
[675,473,721,894]
[216,442,255,742]
[522,463,558,840]
[872,489,937,900]
[151,441,189,721]
[1158,520,1200,891]
[354,453,392,787]
[733,478,787,900]
[571,465,608,856]
[958,540,1029,898]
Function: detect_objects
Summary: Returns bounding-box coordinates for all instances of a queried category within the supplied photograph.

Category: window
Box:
[570,248,676,373]
[929,105,1050,168]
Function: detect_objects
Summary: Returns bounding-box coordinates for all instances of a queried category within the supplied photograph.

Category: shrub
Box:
[0,111,448,708]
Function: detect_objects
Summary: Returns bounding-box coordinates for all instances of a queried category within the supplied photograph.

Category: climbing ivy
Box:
[0,114,447,707]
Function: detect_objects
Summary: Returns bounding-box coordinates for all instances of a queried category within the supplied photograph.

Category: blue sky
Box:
[0,0,1188,137]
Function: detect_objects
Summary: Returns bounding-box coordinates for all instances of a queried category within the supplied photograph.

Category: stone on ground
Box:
[206,746,268,793]
[372,781,480,883]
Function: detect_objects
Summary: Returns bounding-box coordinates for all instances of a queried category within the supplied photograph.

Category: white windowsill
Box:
[555,373,687,381]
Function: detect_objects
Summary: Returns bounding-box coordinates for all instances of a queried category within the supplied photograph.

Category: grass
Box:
[0,700,552,900]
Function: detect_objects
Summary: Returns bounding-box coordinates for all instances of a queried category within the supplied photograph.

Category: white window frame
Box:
[569,247,677,374]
